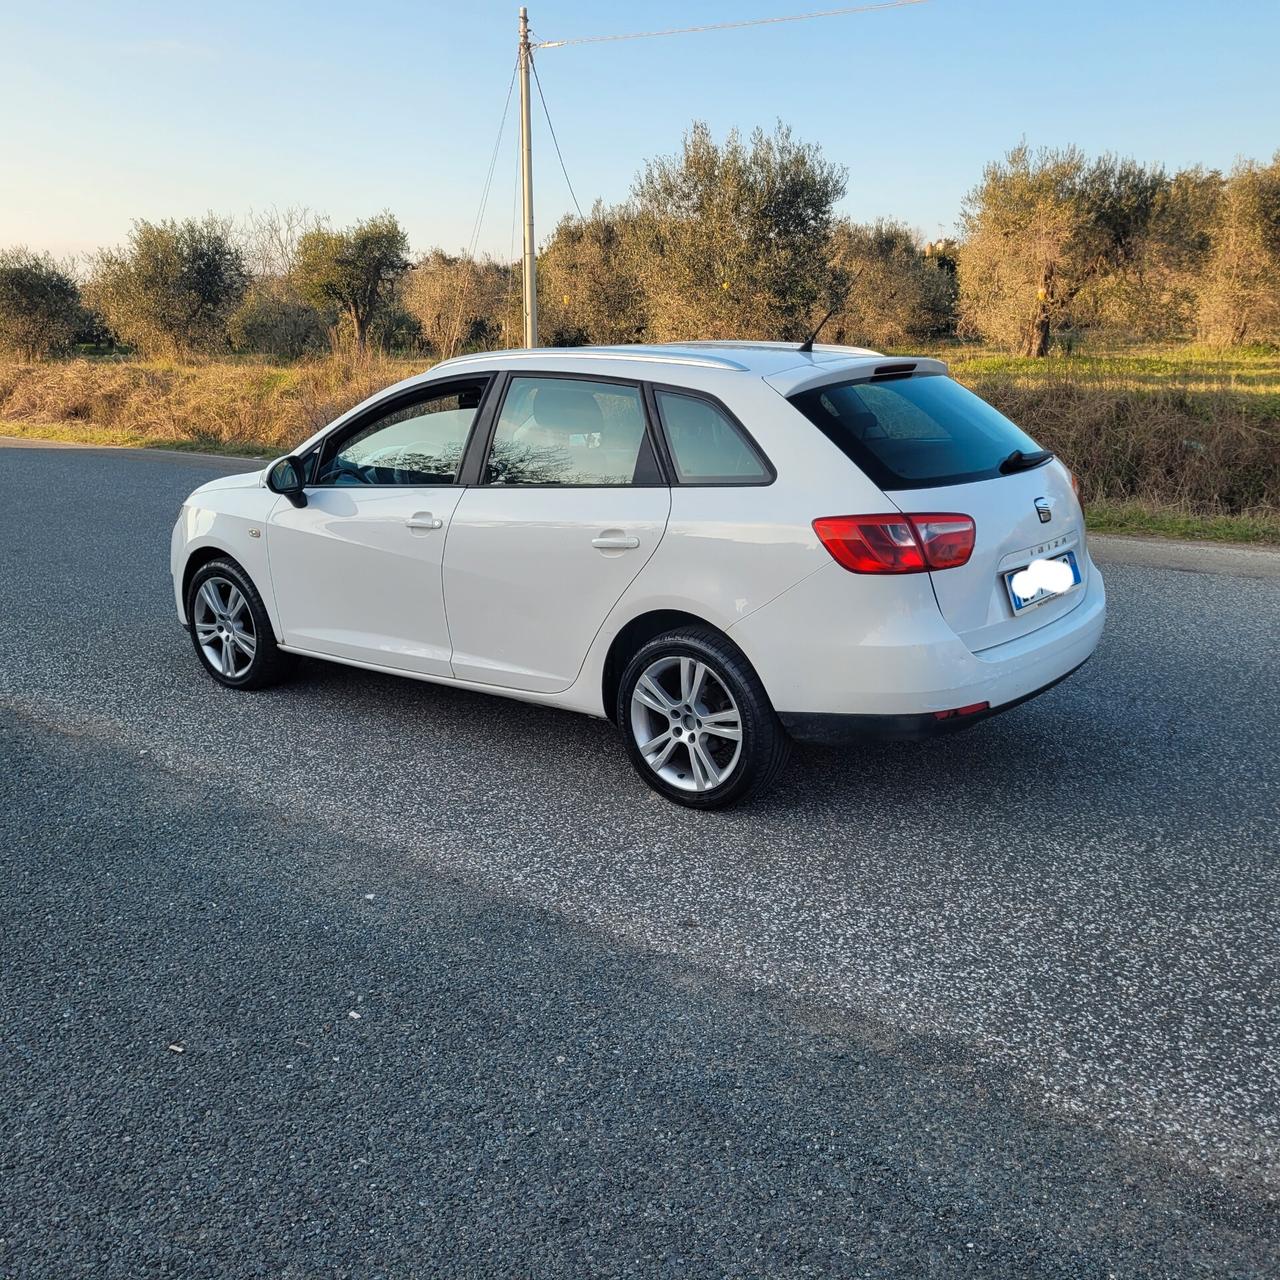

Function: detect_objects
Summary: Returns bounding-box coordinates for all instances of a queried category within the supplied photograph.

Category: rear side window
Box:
[655,390,771,485]
[485,376,661,486]
[788,375,1044,489]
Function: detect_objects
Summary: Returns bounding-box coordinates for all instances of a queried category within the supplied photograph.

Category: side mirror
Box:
[266,456,307,508]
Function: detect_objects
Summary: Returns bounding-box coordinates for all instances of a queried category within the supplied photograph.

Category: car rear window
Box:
[787,374,1045,489]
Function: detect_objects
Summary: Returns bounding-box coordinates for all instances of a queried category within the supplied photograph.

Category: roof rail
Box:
[677,339,884,358]
[433,346,749,372]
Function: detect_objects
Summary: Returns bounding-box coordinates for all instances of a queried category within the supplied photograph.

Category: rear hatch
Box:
[889,463,1086,650]
[785,368,1089,651]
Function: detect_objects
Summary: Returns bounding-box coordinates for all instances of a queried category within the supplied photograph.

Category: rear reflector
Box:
[813,513,975,574]
[932,701,990,721]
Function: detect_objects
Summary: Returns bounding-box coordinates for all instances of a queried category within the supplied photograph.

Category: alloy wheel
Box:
[192,575,257,680]
[629,655,743,793]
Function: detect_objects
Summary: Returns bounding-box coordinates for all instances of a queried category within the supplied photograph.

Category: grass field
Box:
[2,344,1278,543]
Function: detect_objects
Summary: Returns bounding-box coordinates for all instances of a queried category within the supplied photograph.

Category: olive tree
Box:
[1196,154,1280,345]
[85,216,248,357]
[631,122,848,342]
[0,248,83,358]
[957,145,1167,355]
[294,214,409,353]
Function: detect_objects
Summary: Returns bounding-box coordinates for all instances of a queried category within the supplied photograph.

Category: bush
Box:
[0,356,420,453]
[0,249,83,359]
[229,285,328,360]
[828,221,955,348]
[85,217,248,357]
[402,251,515,360]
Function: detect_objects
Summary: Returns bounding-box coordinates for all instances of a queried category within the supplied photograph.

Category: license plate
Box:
[1004,550,1081,613]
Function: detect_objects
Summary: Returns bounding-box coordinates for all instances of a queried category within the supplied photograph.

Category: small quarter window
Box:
[655,390,770,484]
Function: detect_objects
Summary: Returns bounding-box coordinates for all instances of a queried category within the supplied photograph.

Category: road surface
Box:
[2,439,1278,1277]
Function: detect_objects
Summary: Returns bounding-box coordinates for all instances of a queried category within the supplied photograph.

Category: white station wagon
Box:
[172,342,1105,808]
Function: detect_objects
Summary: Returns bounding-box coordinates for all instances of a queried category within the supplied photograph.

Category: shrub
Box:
[0,248,83,359]
[85,217,248,357]
[229,284,328,360]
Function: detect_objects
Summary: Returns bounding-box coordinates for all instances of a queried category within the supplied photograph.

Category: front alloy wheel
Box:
[185,557,289,690]
[617,626,790,809]
[193,576,257,679]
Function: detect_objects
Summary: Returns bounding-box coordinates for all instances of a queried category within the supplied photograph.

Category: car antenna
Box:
[798,276,855,353]
[797,304,839,355]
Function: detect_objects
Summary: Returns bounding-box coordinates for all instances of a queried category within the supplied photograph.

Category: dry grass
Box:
[2,346,1278,540]
[0,355,422,457]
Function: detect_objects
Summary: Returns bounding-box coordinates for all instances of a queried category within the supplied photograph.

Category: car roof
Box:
[429,340,883,378]
[427,342,950,396]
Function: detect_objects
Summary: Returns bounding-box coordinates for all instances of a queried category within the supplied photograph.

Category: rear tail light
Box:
[813,513,975,574]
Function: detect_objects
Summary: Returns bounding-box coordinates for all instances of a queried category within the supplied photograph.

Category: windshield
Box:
[788,374,1046,489]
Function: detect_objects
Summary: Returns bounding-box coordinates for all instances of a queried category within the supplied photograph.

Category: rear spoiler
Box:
[764,356,950,399]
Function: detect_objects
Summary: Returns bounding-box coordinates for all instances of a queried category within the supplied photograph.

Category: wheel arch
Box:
[601,609,736,724]
[181,545,244,614]
[180,545,283,644]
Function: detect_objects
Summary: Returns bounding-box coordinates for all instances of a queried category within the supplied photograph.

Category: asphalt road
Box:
[2,439,1279,1278]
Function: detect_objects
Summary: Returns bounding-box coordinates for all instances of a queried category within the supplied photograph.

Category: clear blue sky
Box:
[3,0,1278,262]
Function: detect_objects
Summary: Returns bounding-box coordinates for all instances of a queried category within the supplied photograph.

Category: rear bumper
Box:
[730,552,1106,734]
[779,658,1089,744]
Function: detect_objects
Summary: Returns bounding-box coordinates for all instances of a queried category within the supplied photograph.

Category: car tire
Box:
[186,557,289,690]
[617,625,791,810]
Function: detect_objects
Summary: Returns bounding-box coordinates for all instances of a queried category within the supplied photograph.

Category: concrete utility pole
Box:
[518,7,538,348]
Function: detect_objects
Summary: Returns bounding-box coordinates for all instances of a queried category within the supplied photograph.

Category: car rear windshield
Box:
[787,373,1045,489]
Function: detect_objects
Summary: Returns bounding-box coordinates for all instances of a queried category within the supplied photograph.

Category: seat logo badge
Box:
[1034,498,1053,524]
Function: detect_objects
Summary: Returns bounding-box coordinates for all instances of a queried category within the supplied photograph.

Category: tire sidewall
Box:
[186,559,272,690]
[616,631,771,809]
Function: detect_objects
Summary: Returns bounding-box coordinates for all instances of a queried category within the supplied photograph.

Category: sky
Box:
[2,0,1278,263]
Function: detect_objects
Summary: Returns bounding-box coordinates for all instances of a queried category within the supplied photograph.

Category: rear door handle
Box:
[406,514,443,531]
[592,534,640,550]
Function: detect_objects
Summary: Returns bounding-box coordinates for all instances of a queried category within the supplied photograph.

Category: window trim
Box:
[309,374,496,489]
[646,381,776,487]
[470,369,671,490]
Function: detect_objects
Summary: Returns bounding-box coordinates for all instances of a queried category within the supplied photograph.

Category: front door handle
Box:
[406,514,443,531]
[592,534,640,550]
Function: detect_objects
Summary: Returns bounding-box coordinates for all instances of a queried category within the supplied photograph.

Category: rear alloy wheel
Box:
[618,626,790,809]
[186,558,288,690]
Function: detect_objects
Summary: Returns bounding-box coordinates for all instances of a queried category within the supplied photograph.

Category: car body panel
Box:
[170,481,282,632]
[443,486,672,692]
[888,459,1090,651]
[265,484,464,676]
[729,553,1106,716]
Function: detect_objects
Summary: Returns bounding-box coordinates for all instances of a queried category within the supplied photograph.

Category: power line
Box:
[463,55,519,262]
[507,124,522,347]
[530,54,584,220]
[535,0,928,49]
[447,54,519,358]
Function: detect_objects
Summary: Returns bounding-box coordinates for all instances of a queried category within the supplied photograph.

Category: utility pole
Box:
[518,6,538,348]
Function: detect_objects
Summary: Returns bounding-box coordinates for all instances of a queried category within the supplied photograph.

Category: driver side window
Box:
[315,381,487,486]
